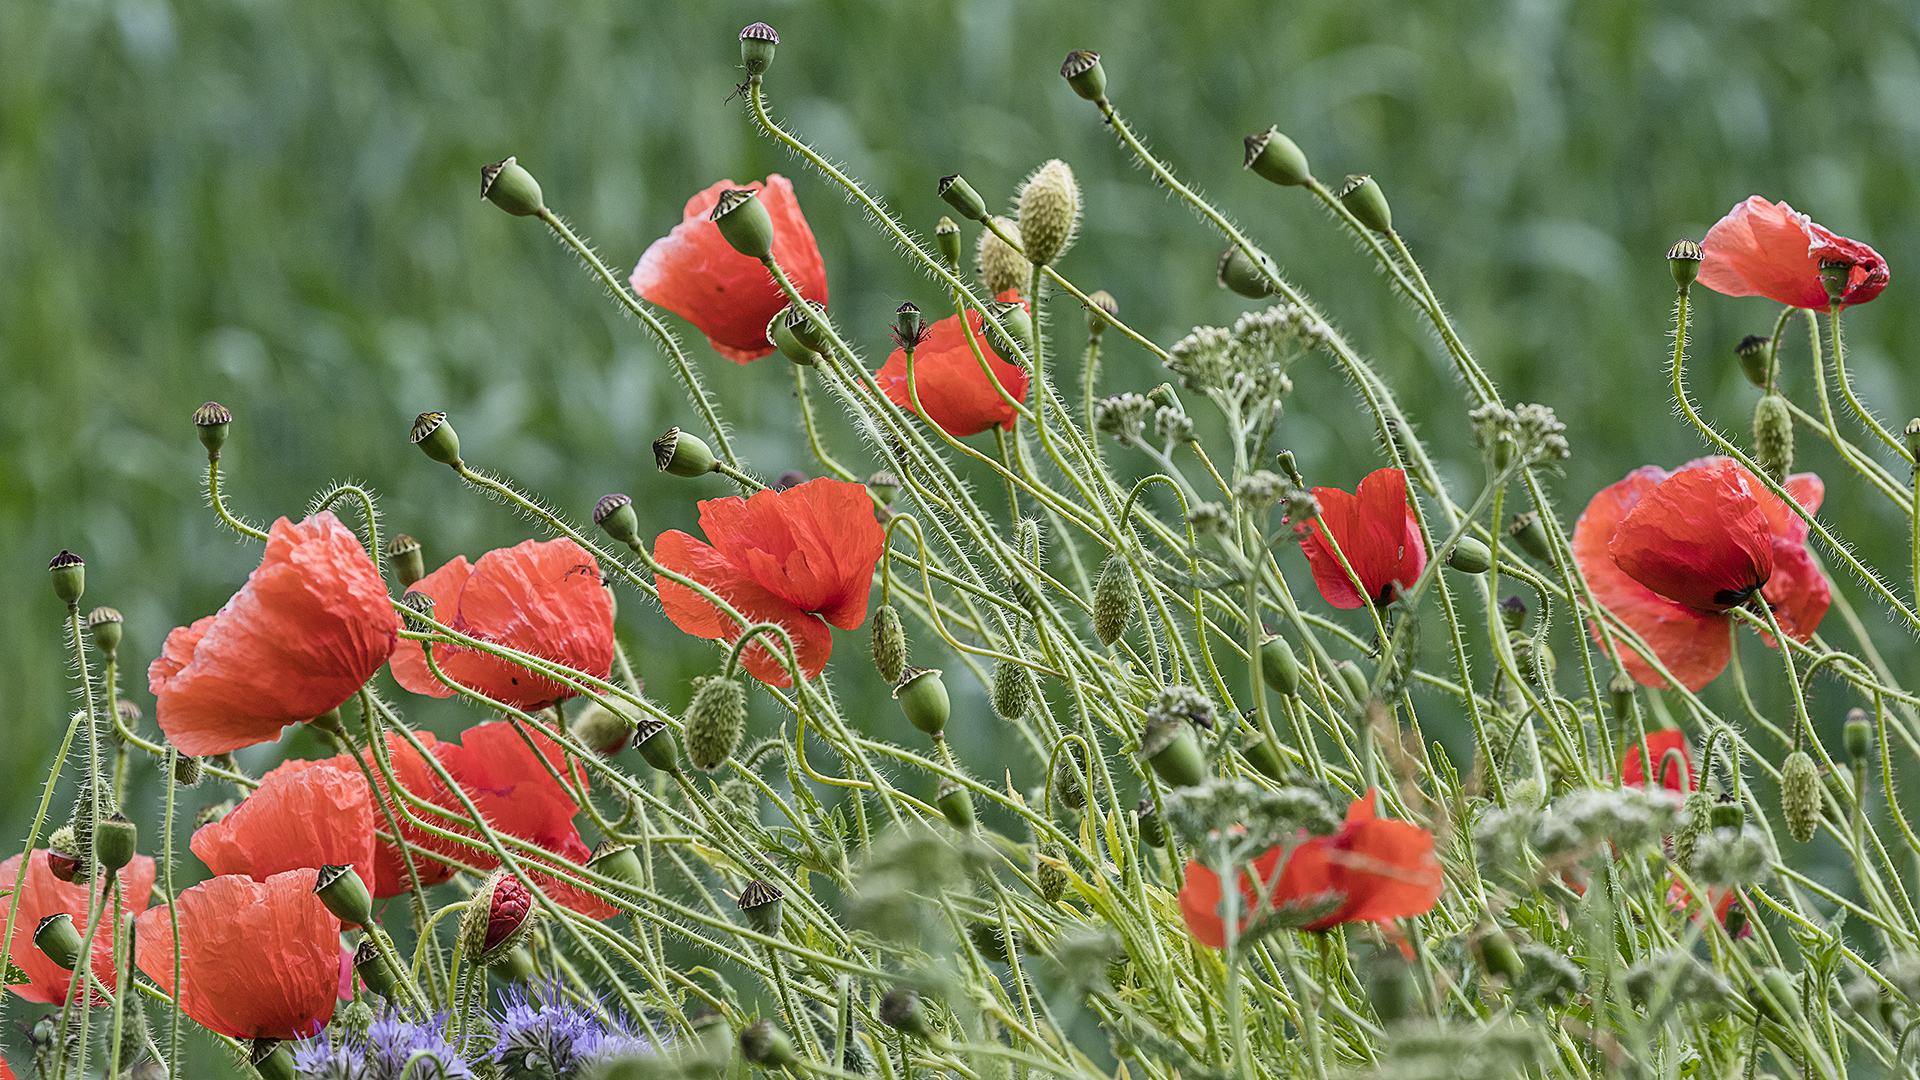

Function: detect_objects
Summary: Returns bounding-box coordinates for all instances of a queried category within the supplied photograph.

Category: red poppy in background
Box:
[1573,457,1827,691]
[1179,790,1442,949]
[389,537,615,709]
[654,478,886,686]
[1621,730,1694,793]
[876,291,1031,437]
[1698,196,1888,309]
[150,513,399,757]
[1667,880,1751,939]
[2,850,156,1006]
[1296,468,1426,609]
[135,868,340,1040]
[629,175,828,363]
[189,757,376,905]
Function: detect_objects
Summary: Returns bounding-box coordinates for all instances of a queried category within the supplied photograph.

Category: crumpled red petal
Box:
[1698,196,1888,309]
[1299,468,1426,609]
[1608,460,1773,612]
[190,757,376,910]
[876,291,1031,437]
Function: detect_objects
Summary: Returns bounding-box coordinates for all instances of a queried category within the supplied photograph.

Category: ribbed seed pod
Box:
[976,217,1028,296]
[1017,159,1080,267]
[991,658,1032,720]
[1036,841,1070,904]
[871,603,907,684]
[1780,750,1821,842]
[1091,555,1136,646]
[685,676,747,771]
[1753,393,1794,482]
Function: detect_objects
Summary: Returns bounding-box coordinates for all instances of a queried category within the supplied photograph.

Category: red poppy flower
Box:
[875,291,1032,437]
[353,732,458,897]
[149,513,399,757]
[1178,790,1442,949]
[1667,880,1751,938]
[134,868,340,1041]
[1698,196,1888,309]
[1,850,156,1006]
[654,477,886,686]
[1296,468,1426,609]
[389,537,615,709]
[1621,730,1694,793]
[189,757,376,906]
[629,176,828,363]
[1573,457,1828,691]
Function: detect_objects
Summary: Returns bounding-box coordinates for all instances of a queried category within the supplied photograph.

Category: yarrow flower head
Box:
[1468,402,1570,469]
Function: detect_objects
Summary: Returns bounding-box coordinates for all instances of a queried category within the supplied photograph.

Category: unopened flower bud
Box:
[1447,536,1492,574]
[1241,731,1285,782]
[710,188,775,261]
[894,667,950,737]
[386,534,426,588]
[571,701,633,756]
[94,811,136,872]
[1054,752,1087,811]
[1507,511,1552,562]
[867,603,907,684]
[193,401,232,457]
[879,988,935,1039]
[1259,634,1300,696]
[654,427,719,477]
[87,607,123,660]
[1667,239,1703,291]
[1244,126,1312,187]
[354,937,400,999]
[1337,175,1393,234]
[314,864,373,926]
[1752,393,1793,482]
[937,174,988,223]
[1751,967,1800,1024]
[593,494,640,545]
[1137,717,1205,789]
[34,913,83,970]
[976,217,1028,296]
[1036,841,1070,904]
[462,872,536,964]
[1134,799,1165,848]
[739,1019,798,1068]
[632,717,681,773]
[1673,789,1710,871]
[1736,335,1771,387]
[936,779,975,831]
[1085,289,1118,340]
[1059,50,1107,102]
[410,412,461,468]
[685,676,747,771]
[1845,708,1872,764]
[1091,554,1136,647]
[1334,659,1370,703]
[967,921,1021,963]
[1473,925,1525,983]
[1709,796,1744,832]
[1217,245,1278,298]
[737,879,784,936]
[891,302,928,351]
[1017,159,1080,267]
[739,22,778,77]
[934,215,963,268]
[1780,750,1821,842]
[991,658,1031,720]
[49,550,84,605]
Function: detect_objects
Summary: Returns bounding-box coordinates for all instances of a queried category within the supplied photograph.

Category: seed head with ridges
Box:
[594,493,639,544]
[737,879,784,935]
[1017,159,1080,267]
[193,401,232,456]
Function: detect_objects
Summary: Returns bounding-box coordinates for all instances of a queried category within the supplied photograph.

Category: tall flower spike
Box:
[1698,196,1888,309]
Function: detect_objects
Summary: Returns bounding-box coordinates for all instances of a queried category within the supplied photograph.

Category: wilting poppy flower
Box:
[150,513,399,757]
[1698,196,1888,309]
[1573,457,1827,691]
[134,868,341,1040]
[1621,730,1695,793]
[189,757,376,904]
[629,175,828,363]
[1,850,156,1005]
[1178,790,1442,949]
[875,291,1032,437]
[389,537,615,709]
[1296,468,1426,609]
[654,478,886,686]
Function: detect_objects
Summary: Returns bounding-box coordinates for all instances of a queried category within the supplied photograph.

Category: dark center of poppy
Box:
[1712,585,1759,607]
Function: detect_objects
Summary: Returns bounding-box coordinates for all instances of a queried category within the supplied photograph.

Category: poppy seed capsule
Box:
[193,400,233,456]
[1017,159,1081,267]
[1780,750,1821,842]
[1086,289,1118,340]
[593,494,640,545]
[1507,511,1552,562]
[93,812,137,872]
[879,987,935,1039]
[1907,418,1920,461]
[1447,536,1492,574]
[976,217,1028,297]
[354,937,400,999]
[1240,731,1286,782]
[49,550,84,605]
[936,779,975,830]
[991,659,1031,720]
[314,863,373,927]
[868,470,900,506]
[570,701,633,756]
[1138,717,1206,789]
[1709,797,1744,831]
[685,676,747,771]
[480,157,544,217]
[782,298,831,355]
[710,188,776,261]
[1753,394,1793,482]
[410,411,462,468]
[934,215,963,268]
[1092,554,1136,646]
[1217,245,1278,298]
[386,533,426,588]
[892,302,928,351]
[1134,799,1165,848]
[894,667,950,736]
[766,307,820,365]
[1060,50,1106,101]
[1337,175,1393,234]
[654,427,719,477]
[1667,239,1703,291]
[87,606,123,660]
[1259,634,1300,696]
[737,879,784,935]
[1365,953,1418,1026]
[1500,596,1528,632]
[34,913,83,970]
[938,174,988,223]
[1845,708,1872,763]
[251,1039,297,1080]
[1736,335,1771,387]
[1334,659,1370,703]
[632,718,680,772]
[587,841,645,890]
[1818,258,1852,303]
[739,22,778,77]
[739,1019,799,1068]
[1244,126,1312,187]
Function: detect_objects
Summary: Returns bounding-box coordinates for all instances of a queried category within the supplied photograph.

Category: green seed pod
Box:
[976,216,1028,297]
[685,676,747,771]
[782,298,831,354]
[250,1039,297,1080]
[880,987,935,1039]
[1473,925,1525,983]
[1845,708,1873,764]
[93,812,136,872]
[1667,239,1703,291]
[1092,554,1136,646]
[1364,952,1418,1026]
[739,1019,798,1068]
[1217,245,1278,298]
[173,751,203,787]
[386,534,427,588]
[1673,789,1710,872]
[410,411,462,468]
[1086,289,1119,340]
[937,174,988,223]
[1017,159,1080,267]
[710,188,775,261]
[870,603,907,684]
[194,799,235,830]
[34,913,83,970]
[1244,126,1312,187]
[632,718,681,773]
[587,841,645,889]
[1753,393,1794,483]
[1507,511,1552,562]
[593,494,640,545]
[85,607,123,661]
[1736,335,1771,388]
[1780,750,1821,842]
[1138,718,1206,789]
[1907,418,1920,462]
[1036,841,1070,904]
[1447,536,1492,574]
[685,1010,735,1080]
[1134,799,1165,848]
[1337,174,1393,233]
[1259,634,1300,696]
[48,550,84,606]
[992,301,1033,357]
[867,470,899,507]
[934,216,963,269]
[1240,731,1286,782]
[894,667,950,737]
[314,864,373,927]
[480,157,545,217]
[892,302,928,351]
[737,879,784,936]
[1060,50,1107,101]
[1333,659,1370,703]
[738,22,778,78]
[1819,258,1851,303]
[654,427,719,477]
[193,401,232,457]
[1709,796,1744,831]
[991,659,1031,720]
[936,779,975,831]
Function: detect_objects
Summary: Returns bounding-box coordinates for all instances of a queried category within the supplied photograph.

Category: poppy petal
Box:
[1608,461,1774,612]
[190,758,378,908]
[1,851,155,1006]
[1621,730,1694,792]
[697,478,884,629]
[653,530,834,686]
[876,291,1031,436]
[1299,469,1423,609]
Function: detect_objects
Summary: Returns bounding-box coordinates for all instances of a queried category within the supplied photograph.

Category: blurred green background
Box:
[5,0,1919,1069]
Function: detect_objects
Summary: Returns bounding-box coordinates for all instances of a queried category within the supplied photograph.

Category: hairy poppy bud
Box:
[739,1019,798,1068]
[1018,159,1080,267]
[1036,841,1069,904]
[655,427,719,477]
[868,603,907,684]
[1086,289,1118,340]
[570,701,633,756]
[94,811,136,872]
[1447,536,1492,574]
[737,879,783,936]
[1667,239,1703,291]
[1736,335,1771,387]
[1054,752,1087,811]
[173,751,203,787]
[87,606,123,660]
[1845,708,1872,764]
[1134,799,1165,848]
[739,22,778,77]
[593,494,640,545]
[934,215,963,269]
[1473,925,1525,982]
[1258,634,1300,696]
[480,157,544,217]
[895,667,950,737]
[251,1039,297,1080]
[1333,659,1370,703]
[353,937,399,999]
[968,921,1022,963]
[1244,126,1312,187]
[710,188,775,261]
[49,550,84,606]
[685,676,747,771]
[1780,750,1821,842]
[936,779,975,831]
[1217,245,1278,298]
[463,872,536,964]
[1662,789,1708,873]
[1337,175,1393,234]
[1753,393,1793,482]
[991,659,1031,720]
[879,987,935,1039]
[34,913,83,970]
[1507,511,1552,562]
[385,533,426,588]
[1091,554,1136,646]
[410,412,462,468]
[976,216,1028,296]
[193,401,233,457]
[1060,50,1106,101]
[315,863,373,926]
[633,718,681,773]
[938,174,988,223]
[1709,796,1744,831]
[1138,717,1205,789]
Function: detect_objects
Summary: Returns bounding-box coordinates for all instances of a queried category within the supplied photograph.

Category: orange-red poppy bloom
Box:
[389,537,615,709]
[189,756,376,905]
[134,868,341,1041]
[876,291,1032,437]
[1573,458,1827,691]
[1698,196,1889,309]
[149,513,399,757]
[629,176,828,363]
[1620,730,1695,794]
[1296,468,1426,609]
[1178,790,1442,949]
[654,478,886,686]
[2,851,156,1005]
[1667,880,1750,938]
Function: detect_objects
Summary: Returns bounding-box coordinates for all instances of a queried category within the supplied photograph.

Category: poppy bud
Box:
[1137,717,1205,789]
[1845,708,1872,764]
[1086,290,1118,340]
[1035,841,1069,903]
[1217,245,1278,298]
[49,550,84,605]
[1818,259,1850,304]
[991,659,1031,720]
[193,400,233,457]
[737,879,784,936]
[632,717,681,773]
[174,751,204,787]
[937,174,988,223]
[1257,634,1300,696]
[593,494,640,545]
[892,302,929,351]
[1752,393,1794,483]
[571,701,634,756]
[782,298,831,355]
[463,871,536,964]
[862,602,908,684]
[1709,796,1744,831]
[480,157,545,217]
[34,913,83,970]
[976,218,1028,297]
[314,863,373,926]
[250,1039,297,1080]
[739,22,778,77]
[1506,511,1552,562]
[1365,952,1418,1026]
[94,811,137,872]
[685,676,747,771]
[967,921,1021,963]
[1499,596,1528,632]
[709,188,775,262]
[1736,335,1771,388]
[1059,50,1107,102]
[307,706,343,736]
[1243,126,1312,187]
[655,427,719,478]
[410,411,462,468]
[934,215,963,268]
[1091,554,1137,647]
[894,667,950,737]
[1333,659,1370,703]
[1473,925,1524,983]
[1134,799,1165,848]
[1672,789,1710,871]
[1667,239,1703,292]
[1337,175,1393,234]
[383,533,426,589]
[1240,731,1285,782]
[739,1019,799,1068]
[1017,159,1080,267]
[1054,752,1088,811]
[87,606,123,660]
[1447,536,1492,574]
[879,987,935,1039]
[936,779,975,831]
[353,937,399,999]
[1607,670,1634,725]
[1780,750,1821,842]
